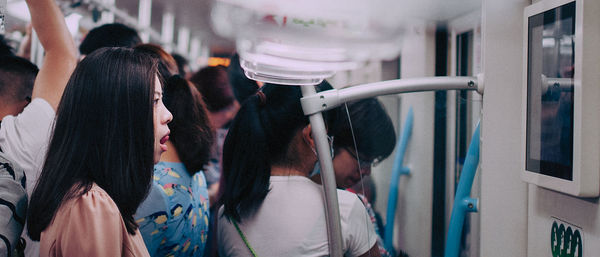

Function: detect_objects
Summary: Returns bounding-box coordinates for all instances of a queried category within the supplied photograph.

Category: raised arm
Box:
[25,0,78,110]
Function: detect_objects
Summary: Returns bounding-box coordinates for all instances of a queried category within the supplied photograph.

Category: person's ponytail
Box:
[220,84,331,222]
[221,93,271,222]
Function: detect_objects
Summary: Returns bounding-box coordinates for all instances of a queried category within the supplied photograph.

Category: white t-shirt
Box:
[0,98,54,195]
[0,98,55,257]
[218,176,377,257]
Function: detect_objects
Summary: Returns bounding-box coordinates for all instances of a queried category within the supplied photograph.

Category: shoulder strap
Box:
[231,219,258,257]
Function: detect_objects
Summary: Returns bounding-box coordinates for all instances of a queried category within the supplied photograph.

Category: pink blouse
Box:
[40,184,150,257]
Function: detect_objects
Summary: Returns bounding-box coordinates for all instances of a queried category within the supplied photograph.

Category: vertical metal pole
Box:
[384,107,414,252]
[161,12,174,52]
[100,0,115,24]
[30,30,44,67]
[195,42,210,68]
[138,0,152,42]
[300,85,344,257]
[444,122,480,257]
[189,37,201,70]
[177,27,190,56]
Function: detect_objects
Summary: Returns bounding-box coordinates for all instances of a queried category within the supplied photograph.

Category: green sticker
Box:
[551,220,583,257]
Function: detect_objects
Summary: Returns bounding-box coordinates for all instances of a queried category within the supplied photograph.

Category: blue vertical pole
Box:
[444,122,480,257]
[384,107,413,253]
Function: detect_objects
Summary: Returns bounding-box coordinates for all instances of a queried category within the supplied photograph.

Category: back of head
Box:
[171,53,189,77]
[227,53,259,103]
[163,75,214,174]
[134,43,178,80]
[79,23,142,55]
[221,84,309,221]
[28,47,158,240]
[190,65,235,112]
[331,98,396,162]
[0,35,15,56]
[0,55,39,113]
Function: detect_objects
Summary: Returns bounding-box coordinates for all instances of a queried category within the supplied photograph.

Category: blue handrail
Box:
[444,121,480,257]
[384,107,413,253]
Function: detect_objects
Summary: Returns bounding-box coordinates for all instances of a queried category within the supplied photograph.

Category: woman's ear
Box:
[302,124,314,149]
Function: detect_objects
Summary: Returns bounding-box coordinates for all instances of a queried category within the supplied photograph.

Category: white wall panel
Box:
[480,0,529,256]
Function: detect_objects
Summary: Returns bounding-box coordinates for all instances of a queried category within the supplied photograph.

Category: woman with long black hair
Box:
[27,47,172,257]
[136,75,213,257]
[217,84,380,257]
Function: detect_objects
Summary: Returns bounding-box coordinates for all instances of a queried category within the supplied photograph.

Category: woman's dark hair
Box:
[171,53,189,77]
[190,65,236,112]
[227,53,259,103]
[221,85,306,222]
[0,35,15,56]
[221,82,332,222]
[163,75,214,174]
[79,23,142,55]
[331,99,396,162]
[134,43,178,81]
[27,47,158,240]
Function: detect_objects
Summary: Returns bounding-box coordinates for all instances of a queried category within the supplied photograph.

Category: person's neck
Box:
[160,141,180,163]
[270,165,308,177]
[0,103,22,119]
[310,174,322,184]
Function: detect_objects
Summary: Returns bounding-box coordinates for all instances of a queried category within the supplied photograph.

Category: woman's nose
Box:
[164,108,173,124]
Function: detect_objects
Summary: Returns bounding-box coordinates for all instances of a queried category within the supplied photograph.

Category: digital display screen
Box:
[526,2,575,180]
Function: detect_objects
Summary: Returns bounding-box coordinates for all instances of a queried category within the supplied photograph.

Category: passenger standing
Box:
[0,55,38,119]
[0,41,38,257]
[311,98,396,257]
[78,23,141,57]
[26,47,172,257]
[314,99,396,189]
[171,53,191,79]
[190,66,239,204]
[0,36,15,55]
[136,75,213,257]
[227,53,262,104]
[0,0,77,256]
[218,84,380,257]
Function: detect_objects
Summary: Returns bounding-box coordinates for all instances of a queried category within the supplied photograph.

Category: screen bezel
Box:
[521,0,600,197]
[525,1,575,181]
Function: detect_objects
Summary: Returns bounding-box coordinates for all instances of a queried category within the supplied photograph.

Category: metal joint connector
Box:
[300,89,341,115]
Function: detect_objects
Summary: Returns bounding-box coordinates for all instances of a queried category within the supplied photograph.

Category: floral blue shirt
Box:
[136,162,210,257]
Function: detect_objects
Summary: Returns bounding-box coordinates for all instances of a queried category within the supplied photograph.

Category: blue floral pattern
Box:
[136,162,210,257]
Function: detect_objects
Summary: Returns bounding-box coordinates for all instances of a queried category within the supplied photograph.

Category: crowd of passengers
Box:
[0,0,398,256]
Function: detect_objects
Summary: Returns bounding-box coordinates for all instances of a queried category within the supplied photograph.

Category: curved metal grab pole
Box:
[300,75,482,257]
[384,107,413,253]
[301,86,344,257]
[301,76,481,116]
[444,122,480,257]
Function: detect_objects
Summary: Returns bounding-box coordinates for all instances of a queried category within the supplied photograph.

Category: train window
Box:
[454,30,473,190]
